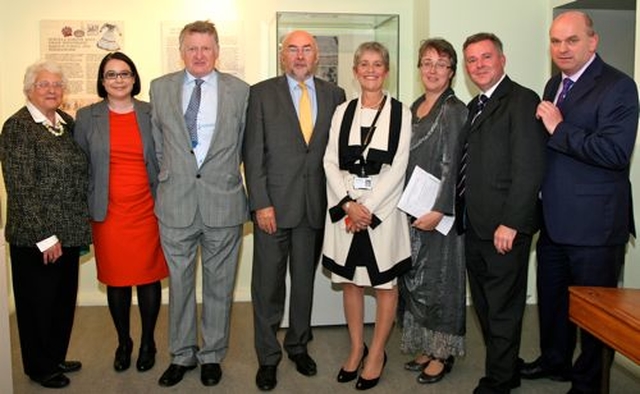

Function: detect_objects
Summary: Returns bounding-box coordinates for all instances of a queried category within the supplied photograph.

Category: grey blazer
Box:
[150,70,250,228]
[74,99,159,222]
[243,76,346,229]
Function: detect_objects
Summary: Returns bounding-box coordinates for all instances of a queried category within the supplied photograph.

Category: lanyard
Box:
[359,95,387,177]
[361,95,387,151]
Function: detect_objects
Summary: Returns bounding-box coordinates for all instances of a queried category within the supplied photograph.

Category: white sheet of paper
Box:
[398,166,454,236]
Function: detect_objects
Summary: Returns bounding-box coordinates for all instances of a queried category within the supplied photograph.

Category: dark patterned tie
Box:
[185,78,204,148]
[556,77,574,105]
[455,94,488,234]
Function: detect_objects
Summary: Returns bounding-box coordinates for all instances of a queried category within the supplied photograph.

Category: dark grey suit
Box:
[150,70,249,366]
[464,76,547,393]
[74,99,159,221]
[243,76,345,365]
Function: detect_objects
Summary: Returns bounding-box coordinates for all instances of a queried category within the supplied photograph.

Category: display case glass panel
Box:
[276,12,400,99]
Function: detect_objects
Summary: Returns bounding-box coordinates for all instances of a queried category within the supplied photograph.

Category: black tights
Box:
[107,281,162,348]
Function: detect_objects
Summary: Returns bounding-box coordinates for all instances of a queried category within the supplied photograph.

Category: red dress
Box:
[92,111,168,286]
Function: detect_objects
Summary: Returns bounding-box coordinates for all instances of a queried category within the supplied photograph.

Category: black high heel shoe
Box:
[136,344,157,372]
[337,344,369,383]
[113,338,133,372]
[355,352,387,390]
[417,355,454,384]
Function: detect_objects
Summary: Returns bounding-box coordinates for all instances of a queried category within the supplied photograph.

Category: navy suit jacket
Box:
[541,54,639,246]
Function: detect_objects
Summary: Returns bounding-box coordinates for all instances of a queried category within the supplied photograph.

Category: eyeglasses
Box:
[286,46,314,56]
[104,71,134,80]
[419,60,451,71]
[33,81,65,90]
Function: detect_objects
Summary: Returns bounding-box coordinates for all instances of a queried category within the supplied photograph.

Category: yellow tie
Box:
[298,82,313,144]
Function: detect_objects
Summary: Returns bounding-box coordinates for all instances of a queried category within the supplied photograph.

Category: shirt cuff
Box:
[36,235,59,252]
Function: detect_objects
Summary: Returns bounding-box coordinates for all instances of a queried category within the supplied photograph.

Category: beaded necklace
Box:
[43,122,64,137]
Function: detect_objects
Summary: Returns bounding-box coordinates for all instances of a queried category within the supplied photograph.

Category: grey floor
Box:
[10,303,640,393]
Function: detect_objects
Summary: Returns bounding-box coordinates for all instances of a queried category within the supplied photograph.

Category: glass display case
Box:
[276,12,400,99]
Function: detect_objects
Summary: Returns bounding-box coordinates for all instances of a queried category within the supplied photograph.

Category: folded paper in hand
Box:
[397,166,454,235]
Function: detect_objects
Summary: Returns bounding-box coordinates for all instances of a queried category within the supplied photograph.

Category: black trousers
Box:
[465,226,531,393]
[10,245,79,380]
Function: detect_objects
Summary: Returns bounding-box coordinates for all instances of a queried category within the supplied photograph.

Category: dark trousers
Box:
[465,226,531,394]
[536,230,624,392]
[251,219,322,366]
[10,245,79,379]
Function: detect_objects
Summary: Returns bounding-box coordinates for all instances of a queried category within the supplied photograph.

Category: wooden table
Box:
[569,286,640,394]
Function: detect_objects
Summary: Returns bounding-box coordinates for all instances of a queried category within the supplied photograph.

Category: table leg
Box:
[601,346,613,394]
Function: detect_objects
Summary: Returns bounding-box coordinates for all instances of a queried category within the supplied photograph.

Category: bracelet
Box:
[343,201,351,212]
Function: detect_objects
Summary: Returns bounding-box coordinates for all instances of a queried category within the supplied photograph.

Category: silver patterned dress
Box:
[398,88,468,358]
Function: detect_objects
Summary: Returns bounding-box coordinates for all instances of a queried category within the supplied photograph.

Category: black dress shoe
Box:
[288,352,317,376]
[136,345,156,372]
[201,363,222,386]
[34,373,70,388]
[113,339,133,372]
[355,352,387,391]
[417,356,454,384]
[158,363,196,387]
[520,357,569,381]
[256,365,277,391]
[404,357,431,372]
[57,360,82,373]
[337,344,368,383]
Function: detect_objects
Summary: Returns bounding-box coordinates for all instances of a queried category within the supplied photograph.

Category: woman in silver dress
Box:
[398,38,468,384]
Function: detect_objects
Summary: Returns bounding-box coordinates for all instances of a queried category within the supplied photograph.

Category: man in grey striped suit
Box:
[150,20,249,388]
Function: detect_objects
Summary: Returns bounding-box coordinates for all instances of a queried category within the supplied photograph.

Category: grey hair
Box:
[23,60,68,96]
[353,41,390,71]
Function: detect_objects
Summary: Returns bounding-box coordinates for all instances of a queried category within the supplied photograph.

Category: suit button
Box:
[196,174,201,179]
[190,150,194,154]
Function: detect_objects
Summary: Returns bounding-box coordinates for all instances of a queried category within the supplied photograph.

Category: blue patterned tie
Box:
[185,79,204,148]
[556,77,574,105]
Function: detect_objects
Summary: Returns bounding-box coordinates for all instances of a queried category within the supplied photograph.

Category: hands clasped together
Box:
[343,201,372,233]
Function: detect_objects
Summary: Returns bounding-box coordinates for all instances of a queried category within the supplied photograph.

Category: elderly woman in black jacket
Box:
[0,60,91,389]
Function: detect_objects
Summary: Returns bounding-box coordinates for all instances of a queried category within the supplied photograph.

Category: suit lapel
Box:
[169,72,191,148]
[94,100,111,152]
[309,77,327,147]
[470,76,511,131]
[558,55,603,112]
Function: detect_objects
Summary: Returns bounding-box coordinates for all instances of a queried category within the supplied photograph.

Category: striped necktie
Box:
[556,77,574,105]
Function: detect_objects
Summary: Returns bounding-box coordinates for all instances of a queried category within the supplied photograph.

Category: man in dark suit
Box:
[461,32,547,394]
[243,30,345,391]
[520,12,638,394]
[150,21,249,388]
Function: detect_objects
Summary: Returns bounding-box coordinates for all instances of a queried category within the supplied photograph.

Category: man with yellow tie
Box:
[243,30,345,391]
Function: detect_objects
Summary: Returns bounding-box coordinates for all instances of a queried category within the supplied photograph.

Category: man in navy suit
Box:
[520,11,639,394]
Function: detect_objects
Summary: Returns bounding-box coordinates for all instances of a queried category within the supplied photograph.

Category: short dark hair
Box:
[463,32,503,54]
[96,52,141,98]
[417,38,458,81]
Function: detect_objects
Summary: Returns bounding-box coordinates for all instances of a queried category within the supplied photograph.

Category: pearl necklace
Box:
[43,122,65,137]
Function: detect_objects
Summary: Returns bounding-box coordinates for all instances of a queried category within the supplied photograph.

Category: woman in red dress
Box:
[75,52,168,373]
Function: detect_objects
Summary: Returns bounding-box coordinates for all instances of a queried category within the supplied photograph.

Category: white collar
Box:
[25,101,66,127]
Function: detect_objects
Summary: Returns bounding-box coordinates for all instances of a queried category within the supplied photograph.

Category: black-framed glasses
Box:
[104,71,134,80]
